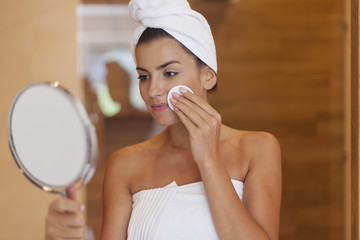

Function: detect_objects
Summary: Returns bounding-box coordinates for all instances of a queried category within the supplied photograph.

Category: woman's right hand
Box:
[45,189,86,240]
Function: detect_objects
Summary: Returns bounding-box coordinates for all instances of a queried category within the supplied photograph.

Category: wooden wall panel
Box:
[350,0,358,238]
[202,1,345,239]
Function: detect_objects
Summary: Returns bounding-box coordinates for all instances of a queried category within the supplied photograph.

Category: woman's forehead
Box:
[135,38,192,67]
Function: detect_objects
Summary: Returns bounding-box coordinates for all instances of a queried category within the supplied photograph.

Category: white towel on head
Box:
[129,0,217,73]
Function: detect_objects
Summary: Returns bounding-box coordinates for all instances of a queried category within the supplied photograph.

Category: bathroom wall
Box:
[207,1,346,239]
[0,0,83,239]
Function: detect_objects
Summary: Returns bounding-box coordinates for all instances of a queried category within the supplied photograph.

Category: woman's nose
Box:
[148,78,166,97]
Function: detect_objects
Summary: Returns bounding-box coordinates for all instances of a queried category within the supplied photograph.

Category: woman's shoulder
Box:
[106,131,167,178]
[222,125,281,158]
[104,134,166,194]
[107,138,158,170]
[223,127,281,184]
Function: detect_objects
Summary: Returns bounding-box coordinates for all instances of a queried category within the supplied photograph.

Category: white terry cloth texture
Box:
[128,0,218,73]
[127,179,244,239]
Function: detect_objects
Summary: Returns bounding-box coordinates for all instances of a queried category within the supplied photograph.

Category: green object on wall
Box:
[97,86,121,117]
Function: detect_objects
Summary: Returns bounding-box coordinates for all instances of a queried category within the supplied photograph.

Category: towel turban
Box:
[129,0,217,73]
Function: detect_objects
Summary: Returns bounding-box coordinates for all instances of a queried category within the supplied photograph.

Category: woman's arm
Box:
[172,89,282,240]
[199,132,281,240]
[100,150,133,240]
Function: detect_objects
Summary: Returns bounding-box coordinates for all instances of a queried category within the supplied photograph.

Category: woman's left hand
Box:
[170,87,222,165]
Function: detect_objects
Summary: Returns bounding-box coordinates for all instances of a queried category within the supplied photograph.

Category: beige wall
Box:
[0,0,83,239]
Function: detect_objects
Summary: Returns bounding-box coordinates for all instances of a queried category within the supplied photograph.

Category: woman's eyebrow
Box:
[136,66,148,72]
[136,60,181,72]
[156,60,181,70]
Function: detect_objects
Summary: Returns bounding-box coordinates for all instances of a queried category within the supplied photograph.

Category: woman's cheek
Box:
[139,86,147,101]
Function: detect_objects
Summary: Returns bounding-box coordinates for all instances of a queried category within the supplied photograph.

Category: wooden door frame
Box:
[351,0,359,239]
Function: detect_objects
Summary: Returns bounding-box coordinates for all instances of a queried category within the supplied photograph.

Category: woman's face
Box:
[135,37,207,126]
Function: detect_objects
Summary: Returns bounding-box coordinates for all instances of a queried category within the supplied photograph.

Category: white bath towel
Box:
[129,0,217,73]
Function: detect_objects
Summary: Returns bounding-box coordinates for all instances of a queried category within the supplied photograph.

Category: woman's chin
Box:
[152,113,180,126]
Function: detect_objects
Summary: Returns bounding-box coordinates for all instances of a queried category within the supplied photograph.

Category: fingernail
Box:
[179,87,188,94]
[170,98,177,103]
[80,204,85,211]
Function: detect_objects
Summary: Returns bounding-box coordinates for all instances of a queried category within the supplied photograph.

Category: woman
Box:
[45,0,281,239]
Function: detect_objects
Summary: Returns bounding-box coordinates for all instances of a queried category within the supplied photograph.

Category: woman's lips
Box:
[151,103,169,111]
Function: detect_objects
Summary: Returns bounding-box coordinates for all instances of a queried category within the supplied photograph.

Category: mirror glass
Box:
[8,82,97,195]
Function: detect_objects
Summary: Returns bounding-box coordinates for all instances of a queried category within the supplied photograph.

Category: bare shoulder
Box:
[224,127,280,155]
[105,140,154,185]
[106,144,142,172]
[232,129,282,184]
[222,126,281,166]
[240,131,281,156]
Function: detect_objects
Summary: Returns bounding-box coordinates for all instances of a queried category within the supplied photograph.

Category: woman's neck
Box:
[163,122,228,150]
[164,123,192,149]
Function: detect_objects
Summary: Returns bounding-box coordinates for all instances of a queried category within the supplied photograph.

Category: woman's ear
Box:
[202,65,217,91]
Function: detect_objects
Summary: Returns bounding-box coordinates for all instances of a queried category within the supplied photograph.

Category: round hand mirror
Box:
[8,82,97,197]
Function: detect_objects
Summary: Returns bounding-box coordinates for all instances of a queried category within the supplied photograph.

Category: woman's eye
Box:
[164,71,178,77]
[138,75,150,81]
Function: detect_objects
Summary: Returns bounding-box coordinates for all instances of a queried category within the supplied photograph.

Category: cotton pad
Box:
[167,85,194,111]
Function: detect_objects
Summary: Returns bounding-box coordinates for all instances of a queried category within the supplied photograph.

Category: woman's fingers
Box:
[46,198,86,240]
[46,211,85,227]
[46,223,85,239]
[49,198,85,215]
[179,87,221,119]
[170,96,206,128]
[171,88,221,129]
[171,101,199,133]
